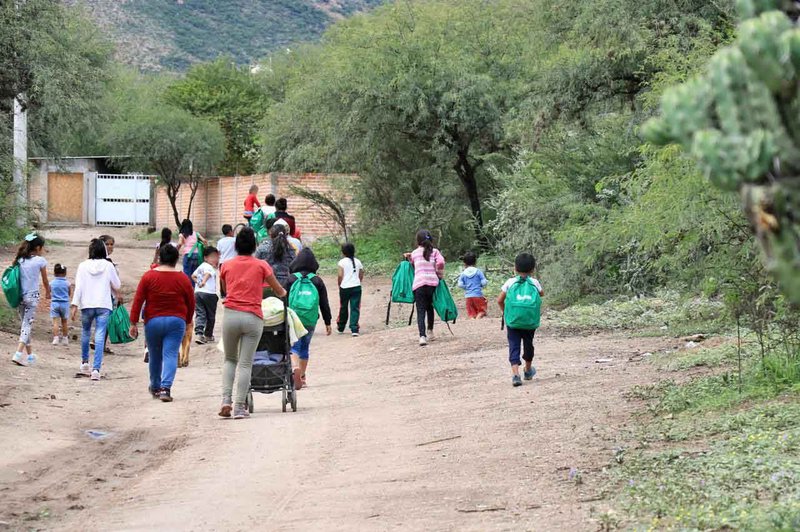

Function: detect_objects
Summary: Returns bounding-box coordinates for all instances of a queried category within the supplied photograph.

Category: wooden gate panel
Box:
[47,172,84,223]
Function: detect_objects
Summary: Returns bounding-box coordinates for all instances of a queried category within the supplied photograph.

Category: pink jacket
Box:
[410,247,445,290]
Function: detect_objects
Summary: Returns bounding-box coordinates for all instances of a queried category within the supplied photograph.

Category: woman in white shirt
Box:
[336,243,364,337]
[71,239,121,380]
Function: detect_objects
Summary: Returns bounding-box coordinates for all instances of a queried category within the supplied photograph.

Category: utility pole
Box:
[12,96,28,228]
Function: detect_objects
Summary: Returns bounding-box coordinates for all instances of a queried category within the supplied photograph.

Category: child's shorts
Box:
[50,301,70,319]
[466,296,488,318]
[291,329,316,360]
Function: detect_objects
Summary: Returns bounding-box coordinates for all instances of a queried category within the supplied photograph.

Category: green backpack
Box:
[504,276,542,330]
[189,234,205,260]
[385,261,415,325]
[250,209,265,232]
[289,273,320,328]
[433,279,458,324]
[108,305,135,344]
[2,262,22,309]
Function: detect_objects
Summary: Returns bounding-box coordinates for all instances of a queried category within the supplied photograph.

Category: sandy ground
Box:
[0,228,685,531]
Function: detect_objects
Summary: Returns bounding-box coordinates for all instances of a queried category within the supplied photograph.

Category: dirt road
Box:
[0,230,681,531]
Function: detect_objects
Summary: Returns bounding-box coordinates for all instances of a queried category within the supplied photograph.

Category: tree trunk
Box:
[186,179,201,222]
[165,181,182,228]
[454,149,485,245]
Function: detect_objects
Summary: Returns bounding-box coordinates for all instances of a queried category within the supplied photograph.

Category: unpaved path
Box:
[0,229,683,531]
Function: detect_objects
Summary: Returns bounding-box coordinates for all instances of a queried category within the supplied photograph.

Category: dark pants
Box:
[183,254,199,287]
[337,286,362,333]
[195,292,219,337]
[413,285,436,337]
[507,327,536,366]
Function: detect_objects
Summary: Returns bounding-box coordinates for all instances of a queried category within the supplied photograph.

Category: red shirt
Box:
[130,269,195,325]
[220,256,274,318]
[244,193,261,212]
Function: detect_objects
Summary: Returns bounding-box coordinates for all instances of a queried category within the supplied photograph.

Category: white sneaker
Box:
[91,369,101,381]
[352,332,359,337]
[11,352,27,366]
[79,362,90,375]
[419,336,428,346]
[52,336,60,345]
[26,354,37,365]
[427,329,435,342]
[61,337,69,346]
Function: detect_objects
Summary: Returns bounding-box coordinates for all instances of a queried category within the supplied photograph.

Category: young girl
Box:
[337,243,364,337]
[406,230,445,346]
[11,234,50,366]
[178,219,207,286]
[243,184,260,222]
[153,227,175,264]
[50,264,73,346]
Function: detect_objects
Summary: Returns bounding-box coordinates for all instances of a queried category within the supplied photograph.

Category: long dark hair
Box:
[269,225,290,261]
[88,238,107,260]
[235,226,257,255]
[14,235,45,265]
[416,230,434,261]
[179,219,193,238]
[159,227,172,248]
[342,242,356,272]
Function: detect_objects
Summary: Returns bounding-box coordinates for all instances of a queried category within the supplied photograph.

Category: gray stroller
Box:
[246,305,297,413]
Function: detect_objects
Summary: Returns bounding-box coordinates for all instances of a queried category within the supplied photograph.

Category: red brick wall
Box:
[154,173,356,239]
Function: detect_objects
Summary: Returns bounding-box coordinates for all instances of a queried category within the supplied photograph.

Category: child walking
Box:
[285,248,332,388]
[192,247,220,344]
[497,253,544,387]
[457,251,488,319]
[406,230,445,347]
[337,243,364,336]
[50,264,73,346]
[11,234,50,366]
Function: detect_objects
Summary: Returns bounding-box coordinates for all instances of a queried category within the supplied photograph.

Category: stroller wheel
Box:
[290,391,297,412]
[282,389,288,413]
[247,391,254,414]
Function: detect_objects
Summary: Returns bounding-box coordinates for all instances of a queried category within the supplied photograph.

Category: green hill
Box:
[69,0,385,70]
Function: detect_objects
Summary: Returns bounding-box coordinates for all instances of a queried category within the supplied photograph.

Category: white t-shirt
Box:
[217,236,236,264]
[261,205,276,216]
[501,276,542,294]
[338,257,363,289]
[193,263,218,295]
[18,256,48,295]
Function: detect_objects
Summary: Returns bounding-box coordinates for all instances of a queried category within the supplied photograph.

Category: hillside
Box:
[68,0,385,70]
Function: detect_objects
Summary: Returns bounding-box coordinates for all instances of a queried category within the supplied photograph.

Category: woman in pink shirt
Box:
[406,230,445,346]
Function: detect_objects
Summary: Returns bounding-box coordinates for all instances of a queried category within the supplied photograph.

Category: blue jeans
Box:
[81,308,111,370]
[291,329,316,360]
[145,316,186,391]
[183,254,199,287]
[507,327,536,366]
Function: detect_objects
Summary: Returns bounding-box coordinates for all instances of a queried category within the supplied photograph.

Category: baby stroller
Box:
[245,304,297,413]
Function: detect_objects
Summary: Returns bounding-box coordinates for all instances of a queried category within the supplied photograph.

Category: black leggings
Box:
[414,285,436,337]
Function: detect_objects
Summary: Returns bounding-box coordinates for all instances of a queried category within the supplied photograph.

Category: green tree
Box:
[165,58,274,175]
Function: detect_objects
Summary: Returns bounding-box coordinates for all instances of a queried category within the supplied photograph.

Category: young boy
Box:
[216,224,236,264]
[285,248,332,389]
[243,185,260,222]
[192,247,220,344]
[260,193,277,219]
[50,264,73,346]
[498,253,544,387]
[457,251,488,319]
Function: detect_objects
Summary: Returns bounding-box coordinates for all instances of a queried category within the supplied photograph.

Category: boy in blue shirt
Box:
[457,251,489,319]
[50,264,73,346]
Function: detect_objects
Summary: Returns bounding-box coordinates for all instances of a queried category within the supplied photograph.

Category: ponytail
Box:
[416,230,434,261]
[269,225,290,261]
[13,234,45,265]
[342,242,357,273]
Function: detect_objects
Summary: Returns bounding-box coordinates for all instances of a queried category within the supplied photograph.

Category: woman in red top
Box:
[130,245,195,402]
[219,227,286,419]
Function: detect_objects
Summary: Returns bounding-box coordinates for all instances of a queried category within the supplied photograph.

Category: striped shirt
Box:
[410,247,445,291]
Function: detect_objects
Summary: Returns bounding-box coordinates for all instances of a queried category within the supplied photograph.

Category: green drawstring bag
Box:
[433,279,459,332]
[386,261,416,325]
[2,262,22,308]
[108,305,136,344]
[250,209,265,232]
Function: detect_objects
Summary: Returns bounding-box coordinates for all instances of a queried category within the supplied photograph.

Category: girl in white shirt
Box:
[336,243,364,337]
[11,234,50,366]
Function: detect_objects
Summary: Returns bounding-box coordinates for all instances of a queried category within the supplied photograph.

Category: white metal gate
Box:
[95,174,153,226]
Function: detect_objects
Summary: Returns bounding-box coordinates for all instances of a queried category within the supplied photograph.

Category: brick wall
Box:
[154,173,356,239]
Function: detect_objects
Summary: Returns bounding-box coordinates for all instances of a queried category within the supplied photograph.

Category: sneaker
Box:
[52,336,60,345]
[143,350,149,363]
[419,336,428,347]
[148,386,160,399]
[90,369,101,381]
[512,375,523,387]
[352,332,360,337]
[204,336,216,344]
[195,335,207,345]
[233,405,250,419]
[159,388,173,402]
[337,330,345,335]
[103,346,113,355]
[79,362,90,375]
[524,367,537,380]
[11,352,27,366]
[427,329,435,342]
[61,337,69,346]
[218,398,232,418]
[26,354,37,365]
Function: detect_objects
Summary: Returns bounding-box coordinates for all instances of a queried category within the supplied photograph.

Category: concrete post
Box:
[12,97,27,228]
